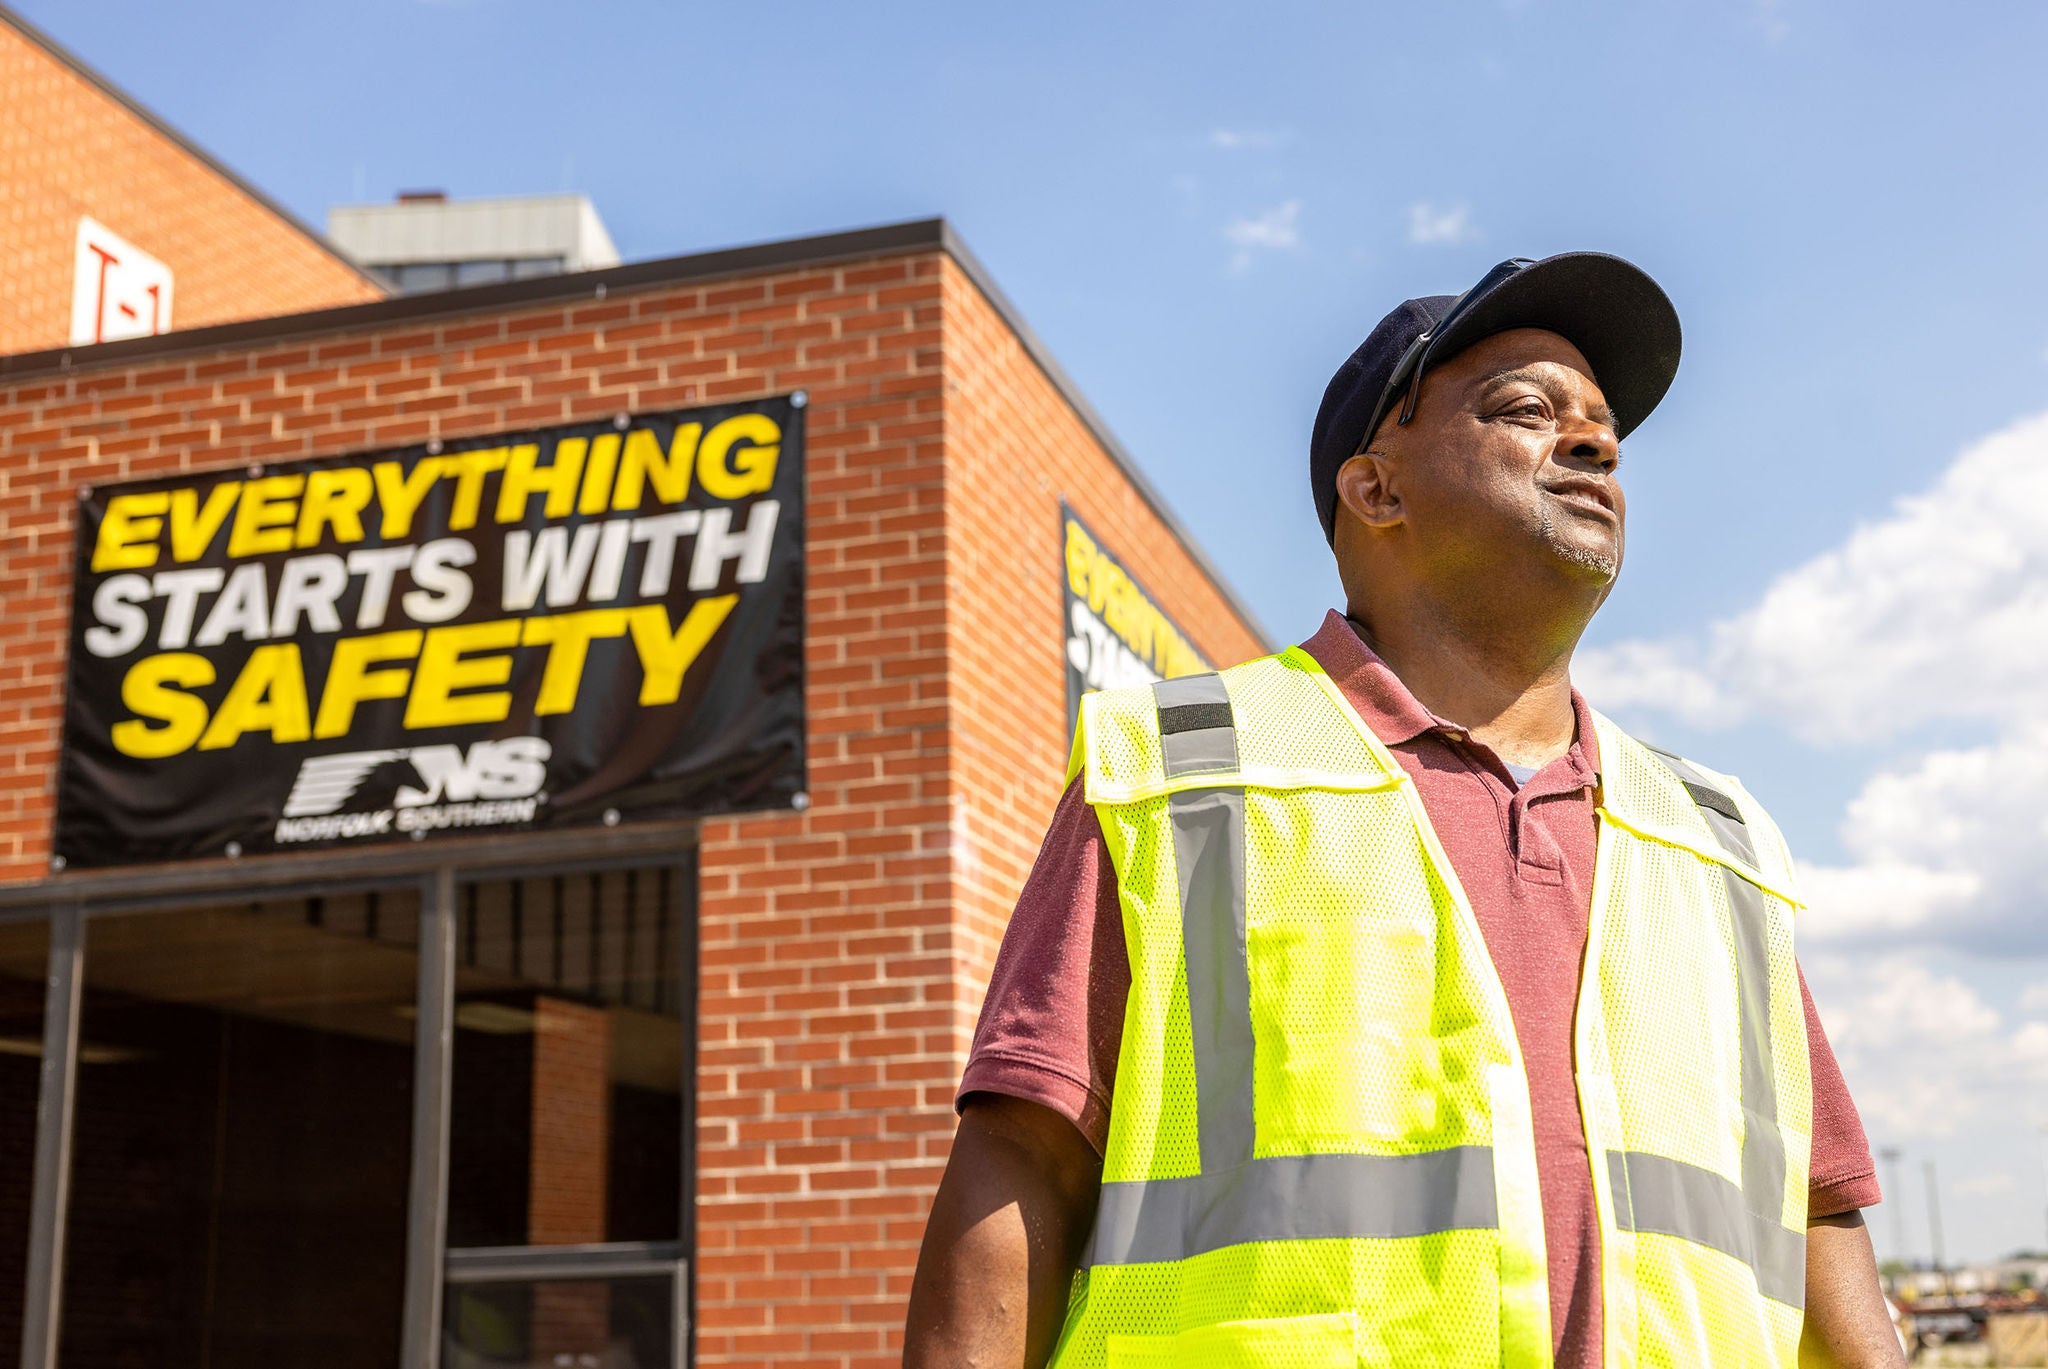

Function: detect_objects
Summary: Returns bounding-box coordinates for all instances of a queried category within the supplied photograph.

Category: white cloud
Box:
[1581,410,2048,746]
[1209,129,1289,152]
[1572,639,1737,730]
[1224,201,1300,250]
[1584,408,2048,956]
[2021,983,2048,1014]
[1751,0,1791,44]
[1807,955,2048,1140]
[1794,860,1981,947]
[1794,723,2048,952]
[1407,201,1481,246]
[1223,201,1301,272]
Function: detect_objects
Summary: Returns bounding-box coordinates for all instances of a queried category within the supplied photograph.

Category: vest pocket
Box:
[1105,1311,1361,1368]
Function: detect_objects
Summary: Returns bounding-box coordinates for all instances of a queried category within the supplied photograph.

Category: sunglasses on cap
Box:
[1354,257,1536,455]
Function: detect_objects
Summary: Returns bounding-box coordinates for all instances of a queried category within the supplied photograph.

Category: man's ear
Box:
[1335,452,1403,530]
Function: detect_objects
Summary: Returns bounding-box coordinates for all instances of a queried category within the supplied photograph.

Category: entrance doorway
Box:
[6,846,696,1369]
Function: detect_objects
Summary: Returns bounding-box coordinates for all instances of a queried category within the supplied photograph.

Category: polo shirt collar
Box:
[1296,609,1603,782]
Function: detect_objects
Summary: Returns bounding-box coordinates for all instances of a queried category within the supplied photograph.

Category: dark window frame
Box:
[6,833,699,1369]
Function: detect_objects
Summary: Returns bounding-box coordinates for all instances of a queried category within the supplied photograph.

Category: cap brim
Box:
[1426,251,1680,439]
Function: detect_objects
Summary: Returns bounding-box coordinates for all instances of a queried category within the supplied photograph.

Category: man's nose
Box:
[1559,414,1620,473]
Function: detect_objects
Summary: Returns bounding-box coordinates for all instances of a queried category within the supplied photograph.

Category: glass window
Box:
[447,864,687,1251]
[0,917,50,1364]
[510,257,567,280]
[454,260,511,287]
[392,262,456,293]
[61,888,419,1368]
[444,1262,679,1369]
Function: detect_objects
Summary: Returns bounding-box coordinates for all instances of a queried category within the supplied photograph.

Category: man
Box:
[906,254,1903,1368]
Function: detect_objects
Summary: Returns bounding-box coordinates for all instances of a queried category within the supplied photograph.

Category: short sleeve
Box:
[956,777,1131,1154]
[1803,964,1882,1217]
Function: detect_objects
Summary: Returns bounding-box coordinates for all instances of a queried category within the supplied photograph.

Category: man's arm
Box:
[905,1094,1102,1369]
[1799,1210,1905,1368]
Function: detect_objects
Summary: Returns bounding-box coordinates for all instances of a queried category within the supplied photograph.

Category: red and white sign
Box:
[70,217,174,346]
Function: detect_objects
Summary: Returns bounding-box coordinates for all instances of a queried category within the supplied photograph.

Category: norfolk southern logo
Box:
[275,738,551,844]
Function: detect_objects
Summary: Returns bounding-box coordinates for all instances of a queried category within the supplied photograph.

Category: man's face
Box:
[1339,326,1625,589]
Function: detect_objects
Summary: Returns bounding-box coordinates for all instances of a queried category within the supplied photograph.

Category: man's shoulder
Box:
[1590,713,1801,878]
[1624,733,1758,815]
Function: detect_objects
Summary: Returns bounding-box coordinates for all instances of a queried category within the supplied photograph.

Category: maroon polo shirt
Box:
[959,611,1879,1367]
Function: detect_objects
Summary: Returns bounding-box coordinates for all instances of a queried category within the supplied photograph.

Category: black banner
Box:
[56,398,806,867]
[1061,503,1209,735]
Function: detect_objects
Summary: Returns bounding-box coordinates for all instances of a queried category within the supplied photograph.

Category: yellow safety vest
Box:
[1046,648,1812,1369]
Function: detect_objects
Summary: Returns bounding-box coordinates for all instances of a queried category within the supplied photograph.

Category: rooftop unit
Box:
[327,191,621,294]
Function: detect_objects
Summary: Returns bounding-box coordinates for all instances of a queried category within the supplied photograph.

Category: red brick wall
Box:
[528,998,614,1360]
[527,996,611,1245]
[939,257,1268,1002]
[0,242,1264,1366]
[0,16,383,357]
[684,255,949,1368]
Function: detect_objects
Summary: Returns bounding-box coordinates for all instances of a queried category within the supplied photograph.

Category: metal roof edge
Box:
[0,1,383,293]
[933,222,1276,653]
[0,218,953,378]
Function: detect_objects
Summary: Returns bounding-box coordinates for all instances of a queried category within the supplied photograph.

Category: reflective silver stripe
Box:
[1643,747,1757,870]
[1609,1151,1806,1308]
[1723,862,1789,1229]
[1170,786,1253,1173]
[1155,674,1252,1174]
[1084,1147,1500,1267]
[1646,752,1786,1216]
[1689,794,1757,870]
[1635,750,1805,1308]
[1155,674,1238,779]
[1124,679,1494,1271]
[1099,721,1810,1305]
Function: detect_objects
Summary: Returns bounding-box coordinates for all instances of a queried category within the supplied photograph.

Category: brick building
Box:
[0,5,382,356]
[0,23,1269,1363]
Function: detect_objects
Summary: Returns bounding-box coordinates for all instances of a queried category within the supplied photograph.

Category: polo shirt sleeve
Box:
[1803,964,1882,1217]
[956,777,1128,1155]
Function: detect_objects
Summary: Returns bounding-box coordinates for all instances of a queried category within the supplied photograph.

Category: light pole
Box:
[2037,1124,2048,1254]
[1925,1159,1948,1296]
[1878,1147,1907,1268]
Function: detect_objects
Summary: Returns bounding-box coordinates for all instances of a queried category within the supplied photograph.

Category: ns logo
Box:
[283,738,551,818]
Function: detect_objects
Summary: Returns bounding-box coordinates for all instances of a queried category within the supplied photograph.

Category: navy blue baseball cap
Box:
[1309,252,1681,543]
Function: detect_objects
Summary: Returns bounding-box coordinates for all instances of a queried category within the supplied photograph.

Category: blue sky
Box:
[24,0,2048,1263]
